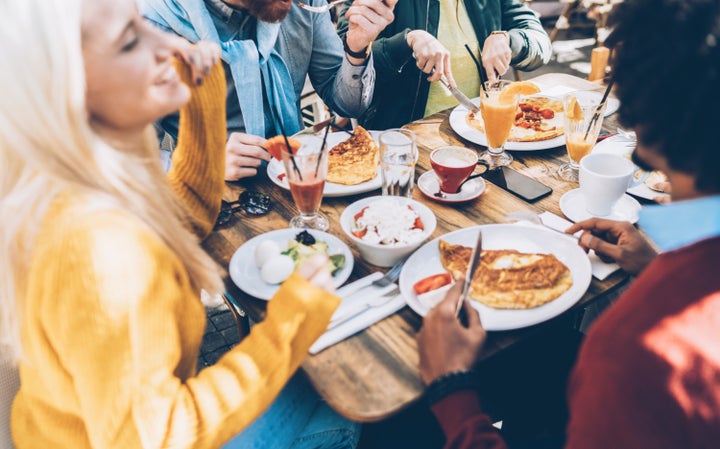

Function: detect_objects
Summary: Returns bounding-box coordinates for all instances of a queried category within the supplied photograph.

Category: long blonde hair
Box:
[0,0,223,363]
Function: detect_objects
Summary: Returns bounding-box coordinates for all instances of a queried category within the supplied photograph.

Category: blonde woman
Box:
[0,0,357,448]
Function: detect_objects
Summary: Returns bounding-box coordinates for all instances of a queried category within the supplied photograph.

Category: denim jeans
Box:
[224,373,360,449]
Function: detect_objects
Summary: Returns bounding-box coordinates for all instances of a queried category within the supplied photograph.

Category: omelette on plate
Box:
[327,126,378,185]
[438,239,573,309]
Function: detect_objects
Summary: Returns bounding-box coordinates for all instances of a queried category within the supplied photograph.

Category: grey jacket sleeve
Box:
[502,0,552,71]
[306,1,374,117]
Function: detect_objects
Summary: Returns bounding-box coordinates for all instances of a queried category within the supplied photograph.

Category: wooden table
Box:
[203,73,629,422]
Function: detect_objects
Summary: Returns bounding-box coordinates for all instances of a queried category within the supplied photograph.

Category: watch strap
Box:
[343,36,370,59]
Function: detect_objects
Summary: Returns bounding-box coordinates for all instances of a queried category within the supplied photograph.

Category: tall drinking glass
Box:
[479,80,518,168]
[379,129,418,197]
[281,136,329,231]
[559,91,607,182]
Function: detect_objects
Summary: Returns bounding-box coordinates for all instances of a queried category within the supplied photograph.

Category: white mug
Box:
[579,153,638,216]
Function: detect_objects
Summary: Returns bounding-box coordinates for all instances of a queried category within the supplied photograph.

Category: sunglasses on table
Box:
[214,191,271,229]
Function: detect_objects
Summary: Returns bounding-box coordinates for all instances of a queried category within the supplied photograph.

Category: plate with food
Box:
[592,135,670,201]
[266,127,382,197]
[229,229,354,300]
[450,93,566,151]
[398,224,592,331]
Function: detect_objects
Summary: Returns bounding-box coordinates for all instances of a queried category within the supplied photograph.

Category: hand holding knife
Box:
[456,230,483,317]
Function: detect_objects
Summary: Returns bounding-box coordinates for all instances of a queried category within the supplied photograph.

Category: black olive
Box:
[295,230,316,245]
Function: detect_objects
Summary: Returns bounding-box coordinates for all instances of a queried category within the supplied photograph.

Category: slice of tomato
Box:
[264,135,302,160]
[413,273,452,295]
[277,173,286,181]
[413,216,424,231]
[351,228,367,238]
[354,207,368,222]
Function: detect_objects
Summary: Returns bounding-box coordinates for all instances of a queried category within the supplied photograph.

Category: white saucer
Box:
[560,188,641,224]
[417,170,486,203]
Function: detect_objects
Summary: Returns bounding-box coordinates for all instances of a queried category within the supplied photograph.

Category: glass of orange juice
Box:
[559,91,607,182]
[281,136,329,231]
[479,80,520,168]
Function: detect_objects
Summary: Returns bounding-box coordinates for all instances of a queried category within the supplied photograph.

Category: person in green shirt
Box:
[338,0,551,129]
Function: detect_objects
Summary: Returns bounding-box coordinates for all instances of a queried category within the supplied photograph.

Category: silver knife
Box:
[439,76,480,113]
[456,230,483,316]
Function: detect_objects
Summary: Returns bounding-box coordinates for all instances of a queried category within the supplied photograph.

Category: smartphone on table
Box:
[483,166,553,202]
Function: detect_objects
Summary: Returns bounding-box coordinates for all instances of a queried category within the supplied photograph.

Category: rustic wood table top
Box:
[203,73,632,422]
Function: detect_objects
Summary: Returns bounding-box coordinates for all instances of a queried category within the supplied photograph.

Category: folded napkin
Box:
[538,212,621,280]
[310,274,406,355]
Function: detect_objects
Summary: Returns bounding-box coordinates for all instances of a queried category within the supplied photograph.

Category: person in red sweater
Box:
[416,0,720,448]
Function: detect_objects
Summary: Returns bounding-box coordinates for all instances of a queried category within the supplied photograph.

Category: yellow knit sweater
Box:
[11,62,339,448]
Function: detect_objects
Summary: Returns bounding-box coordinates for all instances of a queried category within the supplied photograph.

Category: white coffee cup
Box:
[579,153,637,216]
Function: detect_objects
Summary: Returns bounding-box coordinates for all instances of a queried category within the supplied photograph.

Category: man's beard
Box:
[242,0,292,23]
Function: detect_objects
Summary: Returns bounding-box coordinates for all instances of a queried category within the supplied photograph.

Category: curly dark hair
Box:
[607,0,720,193]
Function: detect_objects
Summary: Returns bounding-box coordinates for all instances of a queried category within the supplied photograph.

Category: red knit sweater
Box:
[430,236,720,449]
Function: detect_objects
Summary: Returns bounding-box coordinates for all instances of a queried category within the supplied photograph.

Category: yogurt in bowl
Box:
[341,196,436,267]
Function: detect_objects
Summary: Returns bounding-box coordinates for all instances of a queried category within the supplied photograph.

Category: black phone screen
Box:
[483,166,553,202]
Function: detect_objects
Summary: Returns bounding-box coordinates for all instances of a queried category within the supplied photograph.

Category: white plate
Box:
[449,98,566,151]
[592,135,670,201]
[398,224,592,331]
[559,188,641,224]
[228,229,354,300]
[267,131,382,197]
[417,170,486,203]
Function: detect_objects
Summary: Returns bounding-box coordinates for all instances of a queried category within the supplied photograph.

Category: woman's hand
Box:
[406,30,455,85]
[173,40,221,86]
[417,280,485,385]
[481,32,512,80]
[566,218,658,275]
[296,255,335,292]
[225,132,271,181]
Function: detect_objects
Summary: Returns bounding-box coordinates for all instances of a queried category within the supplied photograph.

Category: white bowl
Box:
[340,196,437,267]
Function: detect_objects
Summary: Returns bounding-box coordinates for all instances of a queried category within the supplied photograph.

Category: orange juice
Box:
[566,134,594,163]
[481,96,517,149]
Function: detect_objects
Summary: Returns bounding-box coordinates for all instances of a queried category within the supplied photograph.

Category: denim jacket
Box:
[144,0,375,138]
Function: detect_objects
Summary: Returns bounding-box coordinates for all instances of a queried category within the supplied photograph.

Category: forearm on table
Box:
[166,60,227,239]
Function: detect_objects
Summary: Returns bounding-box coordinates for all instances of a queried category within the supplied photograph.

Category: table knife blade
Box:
[457,230,483,316]
[439,76,480,113]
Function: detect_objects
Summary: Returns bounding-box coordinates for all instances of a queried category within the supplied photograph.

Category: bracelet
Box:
[343,36,371,60]
[490,30,510,41]
[424,369,479,406]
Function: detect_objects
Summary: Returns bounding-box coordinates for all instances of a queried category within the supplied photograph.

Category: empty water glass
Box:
[379,129,418,197]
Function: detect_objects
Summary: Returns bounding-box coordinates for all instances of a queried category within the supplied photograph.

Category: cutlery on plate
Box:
[457,230,483,316]
[438,76,480,113]
[296,0,346,13]
[328,288,399,329]
[504,211,579,240]
[341,259,405,298]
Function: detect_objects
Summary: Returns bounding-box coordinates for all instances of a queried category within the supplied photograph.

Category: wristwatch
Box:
[343,36,371,60]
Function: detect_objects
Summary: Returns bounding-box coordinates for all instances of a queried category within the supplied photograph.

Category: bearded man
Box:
[141,0,396,180]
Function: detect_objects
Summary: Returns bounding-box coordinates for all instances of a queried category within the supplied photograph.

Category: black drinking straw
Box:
[273,108,303,181]
[315,116,334,176]
[464,43,488,96]
[584,78,615,140]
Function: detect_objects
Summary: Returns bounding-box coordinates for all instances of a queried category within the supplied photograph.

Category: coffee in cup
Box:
[430,146,479,193]
[579,153,636,216]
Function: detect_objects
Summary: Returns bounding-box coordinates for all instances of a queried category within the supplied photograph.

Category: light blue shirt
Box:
[639,195,720,252]
[144,0,375,138]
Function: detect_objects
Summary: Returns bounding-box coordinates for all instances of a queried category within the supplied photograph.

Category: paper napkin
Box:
[538,212,621,280]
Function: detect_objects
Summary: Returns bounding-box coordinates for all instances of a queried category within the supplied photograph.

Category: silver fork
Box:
[296,0,347,13]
